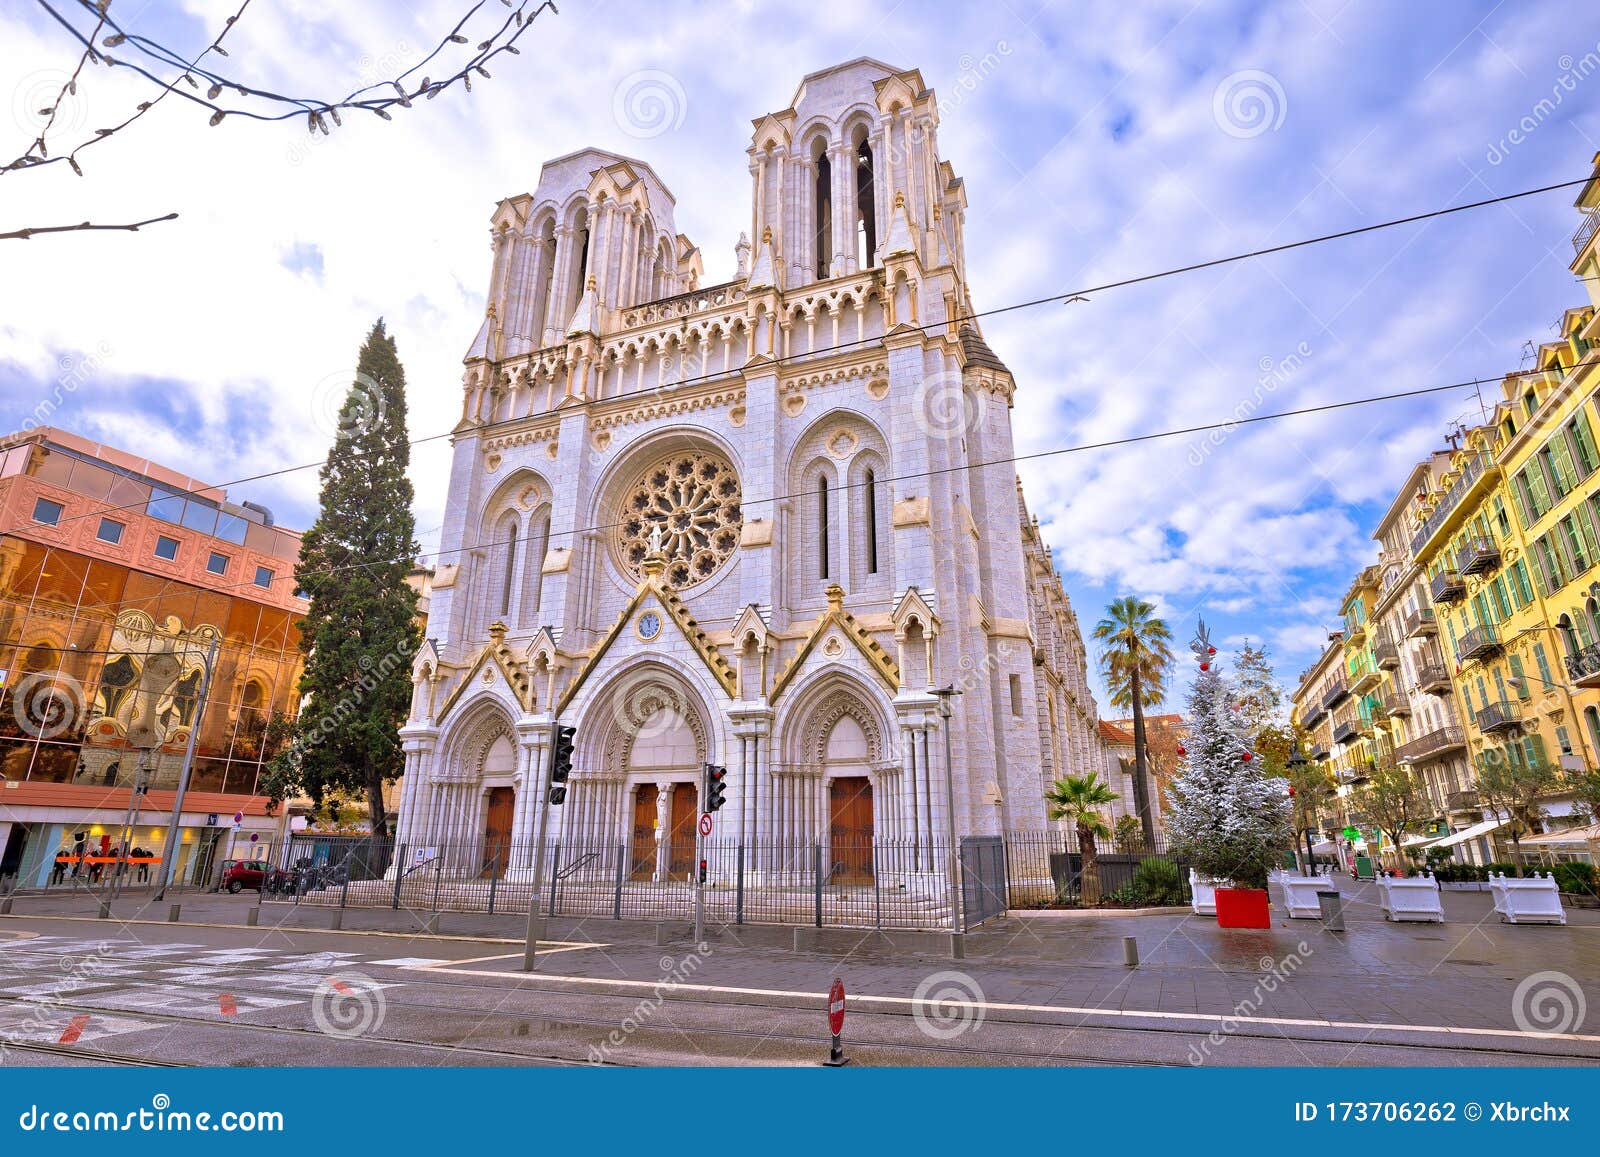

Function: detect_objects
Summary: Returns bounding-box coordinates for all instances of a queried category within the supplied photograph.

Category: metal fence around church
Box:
[261,829,1191,929]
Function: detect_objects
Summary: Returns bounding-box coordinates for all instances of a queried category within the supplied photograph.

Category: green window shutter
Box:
[1512,473,1536,528]
[1535,641,1554,686]
[1527,460,1553,515]
[1491,576,1511,620]
[1510,654,1531,699]
[1570,413,1600,474]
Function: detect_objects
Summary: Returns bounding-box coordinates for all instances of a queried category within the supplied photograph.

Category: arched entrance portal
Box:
[592,669,710,883]
[824,715,874,883]
[479,732,516,878]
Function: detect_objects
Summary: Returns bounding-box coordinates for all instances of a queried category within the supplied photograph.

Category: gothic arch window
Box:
[573,206,591,302]
[532,217,557,342]
[847,452,890,589]
[813,138,832,280]
[492,510,520,621]
[853,127,877,269]
[818,474,832,579]
[520,509,551,629]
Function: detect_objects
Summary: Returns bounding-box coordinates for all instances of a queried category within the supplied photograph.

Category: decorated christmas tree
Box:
[1166,618,1292,890]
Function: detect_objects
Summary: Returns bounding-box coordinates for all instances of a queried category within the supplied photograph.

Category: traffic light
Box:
[698,858,708,885]
[548,723,576,805]
[703,762,727,813]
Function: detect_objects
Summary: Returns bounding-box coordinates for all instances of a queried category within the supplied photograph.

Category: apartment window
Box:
[1491,496,1511,538]
[1569,413,1600,475]
[207,552,229,575]
[1509,654,1531,700]
[153,535,180,561]
[31,497,63,526]
[1511,559,1535,606]
[253,566,274,589]
[1556,725,1574,756]
[95,518,124,545]
[1534,641,1554,688]
[1490,576,1512,621]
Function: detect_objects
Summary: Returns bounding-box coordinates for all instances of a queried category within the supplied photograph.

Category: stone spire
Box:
[745,226,779,290]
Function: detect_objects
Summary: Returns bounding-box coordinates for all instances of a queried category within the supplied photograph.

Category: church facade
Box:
[392,59,1123,884]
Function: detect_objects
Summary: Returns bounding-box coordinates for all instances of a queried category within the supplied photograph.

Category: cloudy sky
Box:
[2,0,1597,708]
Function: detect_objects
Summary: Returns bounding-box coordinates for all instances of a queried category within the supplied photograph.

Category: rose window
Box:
[616,450,742,588]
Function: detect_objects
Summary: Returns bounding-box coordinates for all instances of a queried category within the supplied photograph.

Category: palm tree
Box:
[1045,772,1117,904]
[1094,596,1175,845]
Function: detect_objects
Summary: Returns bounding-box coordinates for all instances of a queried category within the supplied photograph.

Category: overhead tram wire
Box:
[1,173,1591,545]
[28,370,1518,621]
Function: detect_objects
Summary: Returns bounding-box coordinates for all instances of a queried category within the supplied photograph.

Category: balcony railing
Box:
[1350,662,1381,695]
[1403,605,1437,637]
[1575,207,1600,257]
[1331,719,1357,745]
[1410,452,1492,558]
[1447,789,1481,813]
[1417,661,1453,694]
[1321,680,1350,710]
[1382,689,1411,716]
[1565,642,1600,688]
[1396,726,1466,762]
[1457,536,1501,576]
[1374,633,1400,670]
[1456,624,1501,664]
[1475,699,1522,734]
[1430,570,1466,604]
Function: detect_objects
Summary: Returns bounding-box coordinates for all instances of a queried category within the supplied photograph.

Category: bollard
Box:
[0,896,13,915]
[97,900,111,920]
[246,906,260,927]
[1123,935,1140,967]
[167,904,181,923]
[329,910,342,930]
[1317,890,1344,932]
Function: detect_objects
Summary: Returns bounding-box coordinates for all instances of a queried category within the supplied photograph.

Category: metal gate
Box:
[959,836,1007,930]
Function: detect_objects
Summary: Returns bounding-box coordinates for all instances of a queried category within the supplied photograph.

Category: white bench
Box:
[1190,869,1219,916]
[1280,873,1334,919]
[1376,873,1445,923]
[1489,871,1567,925]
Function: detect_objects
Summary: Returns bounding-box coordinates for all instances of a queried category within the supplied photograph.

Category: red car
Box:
[221,859,278,893]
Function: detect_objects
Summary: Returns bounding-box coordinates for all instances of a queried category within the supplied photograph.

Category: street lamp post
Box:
[930,684,964,960]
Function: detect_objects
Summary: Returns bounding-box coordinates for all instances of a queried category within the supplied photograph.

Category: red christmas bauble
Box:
[1241,751,1253,761]
[1176,745,1186,757]
[1200,662,1210,671]
[1208,646,1216,655]
[1288,785,1297,796]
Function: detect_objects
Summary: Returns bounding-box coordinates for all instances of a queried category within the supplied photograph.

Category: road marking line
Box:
[419,965,1600,1047]
[419,944,606,969]
[219,993,237,1016]
[57,1014,90,1043]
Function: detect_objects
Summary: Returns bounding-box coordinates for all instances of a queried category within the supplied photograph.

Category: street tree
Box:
[1475,751,1562,872]
[1094,597,1174,845]
[1045,772,1117,905]
[267,321,420,838]
[1356,762,1429,872]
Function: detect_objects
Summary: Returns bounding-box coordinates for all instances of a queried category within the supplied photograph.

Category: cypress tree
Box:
[271,320,419,834]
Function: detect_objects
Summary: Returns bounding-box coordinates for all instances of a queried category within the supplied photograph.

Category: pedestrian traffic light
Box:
[548,723,576,805]
[698,858,708,885]
[703,762,727,812]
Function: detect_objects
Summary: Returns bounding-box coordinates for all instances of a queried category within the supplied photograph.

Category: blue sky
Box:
[1,0,1598,709]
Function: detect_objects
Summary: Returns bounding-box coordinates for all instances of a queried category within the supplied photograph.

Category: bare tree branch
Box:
[0,211,179,241]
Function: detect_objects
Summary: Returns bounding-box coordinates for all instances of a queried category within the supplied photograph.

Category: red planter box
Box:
[1215,887,1271,928]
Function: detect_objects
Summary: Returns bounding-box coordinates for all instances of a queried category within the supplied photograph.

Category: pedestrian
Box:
[51,853,67,886]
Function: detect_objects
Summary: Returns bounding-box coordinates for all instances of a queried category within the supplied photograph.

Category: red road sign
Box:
[827,977,846,1036]
[698,812,713,837]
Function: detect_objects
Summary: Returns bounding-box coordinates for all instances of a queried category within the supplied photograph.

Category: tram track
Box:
[0,955,1593,1068]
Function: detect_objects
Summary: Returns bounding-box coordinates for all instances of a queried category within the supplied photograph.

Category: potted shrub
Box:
[1166,619,1292,929]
